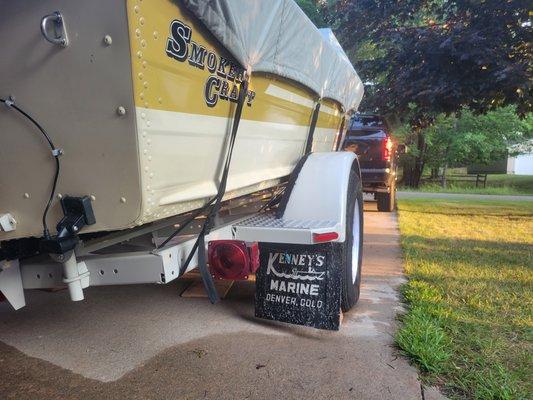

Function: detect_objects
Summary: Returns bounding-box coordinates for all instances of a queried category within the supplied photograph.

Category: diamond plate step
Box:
[233,213,339,244]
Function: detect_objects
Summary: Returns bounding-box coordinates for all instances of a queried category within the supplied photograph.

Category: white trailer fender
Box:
[278,151,359,243]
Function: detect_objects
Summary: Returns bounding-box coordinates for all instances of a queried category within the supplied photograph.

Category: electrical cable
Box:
[205,78,249,230]
[155,77,250,303]
[304,100,321,154]
[156,196,216,249]
[257,186,286,212]
[158,78,250,251]
[1,97,61,239]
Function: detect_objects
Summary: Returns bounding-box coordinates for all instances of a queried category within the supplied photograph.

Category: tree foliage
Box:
[422,106,532,170]
[334,0,532,119]
[392,105,532,183]
[295,0,329,28]
[297,0,532,186]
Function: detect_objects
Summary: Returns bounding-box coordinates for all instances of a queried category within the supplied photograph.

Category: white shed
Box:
[507,141,533,175]
[507,153,533,175]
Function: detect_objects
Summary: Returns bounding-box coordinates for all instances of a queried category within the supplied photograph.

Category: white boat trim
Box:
[265,84,339,116]
[134,107,338,225]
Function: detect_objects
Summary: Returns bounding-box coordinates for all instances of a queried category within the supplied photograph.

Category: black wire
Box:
[205,79,249,230]
[155,77,250,306]
[164,184,282,275]
[1,98,60,238]
[157,196,216,249]
[304,101,321,154]
[257,187,286,212]
[157,78,250,251]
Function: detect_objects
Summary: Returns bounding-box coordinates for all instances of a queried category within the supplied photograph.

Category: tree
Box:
[297,1,532,185]
[295,0,329,28]
[335,0,531,117]
[297,0,532,186]
[396,105,532,185]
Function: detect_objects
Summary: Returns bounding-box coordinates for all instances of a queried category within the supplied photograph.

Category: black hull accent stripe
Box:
[275,153,310,219]
[304,101,321,155]
[335,116,346,151]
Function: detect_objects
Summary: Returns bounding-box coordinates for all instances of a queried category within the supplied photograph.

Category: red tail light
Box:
[208,240,259,280]
[313,232,339,243]
[383,136,393,161]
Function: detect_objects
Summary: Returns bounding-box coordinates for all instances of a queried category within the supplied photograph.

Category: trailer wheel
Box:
[340,166,364,312]
[376,181,396,212]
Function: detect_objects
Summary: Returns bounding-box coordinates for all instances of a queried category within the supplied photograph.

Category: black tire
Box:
[376,181,396,212]
[340,165,364,312]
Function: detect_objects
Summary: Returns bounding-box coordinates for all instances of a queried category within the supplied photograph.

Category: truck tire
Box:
[376,182,396,212]
[339,166,364,312]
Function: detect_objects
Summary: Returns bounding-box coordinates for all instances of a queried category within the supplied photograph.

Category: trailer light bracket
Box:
[40,196,96,255]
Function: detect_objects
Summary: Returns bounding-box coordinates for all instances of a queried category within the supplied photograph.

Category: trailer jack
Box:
[51,251,90,301]
[38,196,94,302]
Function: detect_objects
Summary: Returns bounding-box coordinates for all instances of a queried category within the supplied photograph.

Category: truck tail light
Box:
[382,136,393,162]
[208,240,259,280]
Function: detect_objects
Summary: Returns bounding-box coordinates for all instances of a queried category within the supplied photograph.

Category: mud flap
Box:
[255,242,342,331]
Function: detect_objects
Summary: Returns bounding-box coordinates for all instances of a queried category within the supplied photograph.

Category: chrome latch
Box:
[41,11,69,47]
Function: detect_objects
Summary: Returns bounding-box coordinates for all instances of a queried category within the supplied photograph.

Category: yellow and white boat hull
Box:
[0,0,353,241]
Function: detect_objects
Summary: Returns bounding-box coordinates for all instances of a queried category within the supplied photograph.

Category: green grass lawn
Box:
[400,174,533,195]
[396,199,533,399]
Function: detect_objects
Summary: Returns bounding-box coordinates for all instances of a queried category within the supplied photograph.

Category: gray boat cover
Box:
[183,0,364,112]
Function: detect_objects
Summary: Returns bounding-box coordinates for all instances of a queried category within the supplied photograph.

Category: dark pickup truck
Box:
[342,114,404,212]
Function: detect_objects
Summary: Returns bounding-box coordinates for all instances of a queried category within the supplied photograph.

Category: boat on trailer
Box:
[0,0,364,329]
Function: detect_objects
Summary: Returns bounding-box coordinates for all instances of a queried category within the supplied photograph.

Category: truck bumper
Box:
[361,168,394,193]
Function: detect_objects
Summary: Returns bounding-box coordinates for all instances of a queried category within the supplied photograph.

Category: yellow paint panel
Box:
[317,98,343,130]
[126,0,342,129]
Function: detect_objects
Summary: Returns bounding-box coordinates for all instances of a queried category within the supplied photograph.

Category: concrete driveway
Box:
[0,202,424,400]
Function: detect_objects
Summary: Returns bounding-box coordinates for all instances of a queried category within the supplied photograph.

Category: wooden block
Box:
[181,270,202,279]
[181,279,234,299]
[41,287,67,293]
